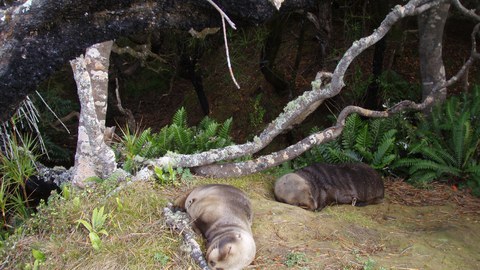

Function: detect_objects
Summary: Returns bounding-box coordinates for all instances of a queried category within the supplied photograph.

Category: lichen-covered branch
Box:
[144,0,446,172]
[193,93,435,177]
[187,0,480,177]
[163,203,210,270]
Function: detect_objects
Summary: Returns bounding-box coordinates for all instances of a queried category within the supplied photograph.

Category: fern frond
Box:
[372,136,395,166]
[354,125,371,151]
[198,116,214,130]
[342,114,362,150]
[415,145,454,166]
[219,118,233,139]
[204,122,219,138]
[410,160,461,177]
[466,163,480,175]
[369,118,382,147]
[392,158,423,169]
[172,107,188,128]
[170,124,193,154]
[134,128,151,154]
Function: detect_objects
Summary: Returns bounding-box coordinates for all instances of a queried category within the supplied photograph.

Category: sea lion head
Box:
[274,173,317,210]
[206,230,256,270]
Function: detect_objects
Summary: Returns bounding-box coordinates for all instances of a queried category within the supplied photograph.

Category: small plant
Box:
[23,248,46,270]
[76,206,109,251]
[284,251,308,267]
[394,86,480,194]
[116,126,154,173]
[249,93,266,132]
[153,251,170,266]
[154,165,177,186]
[176,167,193,182]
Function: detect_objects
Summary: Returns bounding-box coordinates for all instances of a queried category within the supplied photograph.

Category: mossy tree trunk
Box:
[70,41,117,187]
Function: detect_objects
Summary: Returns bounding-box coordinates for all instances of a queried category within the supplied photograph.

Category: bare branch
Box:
[205,0,237,29]
[331,0,446,92]
[111,43,167,64]
[222,16,241,89]
[451,0,480,21]
[114,78,136,130]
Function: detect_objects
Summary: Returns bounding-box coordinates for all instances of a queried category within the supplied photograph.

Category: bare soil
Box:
[191,175,480,270]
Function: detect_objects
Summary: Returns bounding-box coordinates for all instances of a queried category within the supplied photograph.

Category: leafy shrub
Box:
[115,107,234,173]
[294,113,402,173]
[394,86,480,194]
[147,107,233,157]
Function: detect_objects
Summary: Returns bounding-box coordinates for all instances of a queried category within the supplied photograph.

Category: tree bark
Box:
[0,0,316,123]
[70,41,116,187]
[418,2,450,109]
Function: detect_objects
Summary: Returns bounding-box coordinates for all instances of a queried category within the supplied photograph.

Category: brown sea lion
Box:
[274,163,384,211]
[174,184,256,270]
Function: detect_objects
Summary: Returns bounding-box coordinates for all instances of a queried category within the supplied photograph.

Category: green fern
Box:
[342,114,362,149]
[395,86,480,193]
[116,126,152,173]
[170,124,193,154]
[218,118,233,140]
[172,107,188,128]
[294,113,401,172]
[117,107,235,163]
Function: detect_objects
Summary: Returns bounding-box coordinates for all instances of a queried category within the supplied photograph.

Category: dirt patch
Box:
[196,176,480,270]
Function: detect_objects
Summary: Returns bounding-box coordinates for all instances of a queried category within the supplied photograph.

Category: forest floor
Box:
[2,173,479,270]
[248,176,480,270]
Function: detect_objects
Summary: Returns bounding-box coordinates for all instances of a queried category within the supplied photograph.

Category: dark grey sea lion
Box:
[174,184,256,270]
[274,163,384,211]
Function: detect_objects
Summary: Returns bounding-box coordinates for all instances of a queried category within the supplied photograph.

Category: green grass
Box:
[0,172,276,269]
[0,181,196,269]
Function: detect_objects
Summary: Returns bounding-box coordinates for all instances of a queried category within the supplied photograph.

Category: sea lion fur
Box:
[274,163,384,211]
[174,184,256,270]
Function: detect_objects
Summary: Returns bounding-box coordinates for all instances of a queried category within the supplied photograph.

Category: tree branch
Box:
[193,12,480,177]
[451,0,480,21]
[143,0,445,172]
[163,203,210,270]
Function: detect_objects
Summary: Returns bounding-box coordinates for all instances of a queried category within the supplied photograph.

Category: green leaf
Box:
[76,219,93,233]
[89,232,102,251]
[32,249,46,262]
[172,107,188,128]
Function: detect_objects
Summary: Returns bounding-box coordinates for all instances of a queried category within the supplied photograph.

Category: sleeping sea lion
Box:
[274,163,384,211]
[174,184,256,270]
